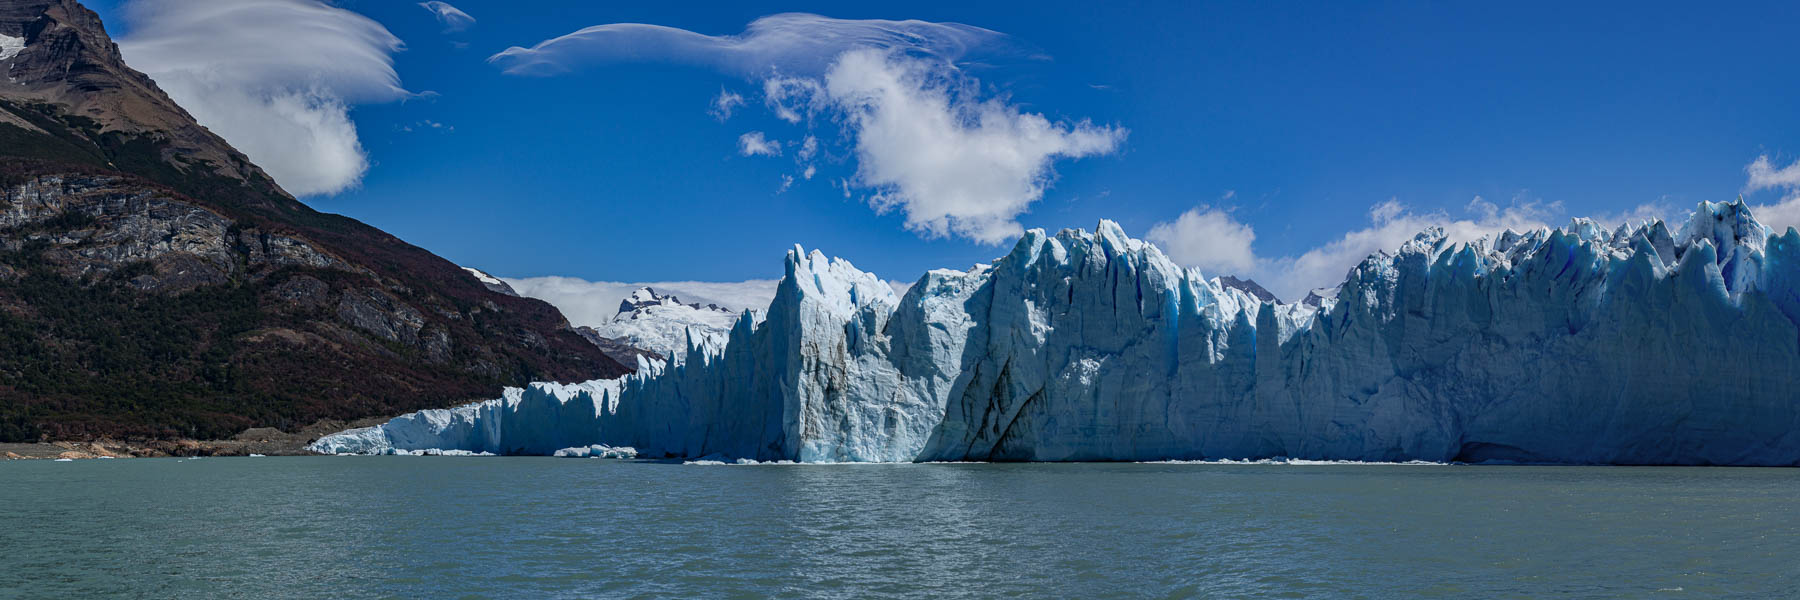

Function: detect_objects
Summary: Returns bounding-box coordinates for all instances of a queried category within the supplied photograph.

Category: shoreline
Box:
[1,416,392,460]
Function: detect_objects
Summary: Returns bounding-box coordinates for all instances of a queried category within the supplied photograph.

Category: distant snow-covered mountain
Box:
[580,287,748,364]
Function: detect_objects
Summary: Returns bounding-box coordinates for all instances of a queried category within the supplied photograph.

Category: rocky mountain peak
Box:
[617,286,728,315]
[0,0,261,184]
[1217,275,1280,303]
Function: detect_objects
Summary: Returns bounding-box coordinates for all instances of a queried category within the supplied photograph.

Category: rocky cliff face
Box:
[0,0,628,442]
[0,173,336,291]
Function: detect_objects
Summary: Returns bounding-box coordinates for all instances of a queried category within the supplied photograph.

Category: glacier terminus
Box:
[313,200,1800,465]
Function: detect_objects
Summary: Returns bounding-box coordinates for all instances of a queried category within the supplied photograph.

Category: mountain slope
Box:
[0,0,628,441]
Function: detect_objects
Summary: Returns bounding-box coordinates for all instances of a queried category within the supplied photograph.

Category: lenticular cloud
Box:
[487,13,1010,79]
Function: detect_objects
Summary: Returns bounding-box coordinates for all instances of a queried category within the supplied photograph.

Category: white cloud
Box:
[761,76,822,124]
[1746,155,1800,193]
[1752,200,1800,234]
[1147,197,1558,301]
[501,276,782,327]
[418,1,474,33]
[1145,206,1258,276]
[797,135,819,161]
[794,135,820,180]
[709,88,745,121]
[737,131,780,157]
[117,0,407,197]
[490,15,1119,245]
[1745,155,1800,233]
[777,174,795,194]
[487,13,1009,78]
[824,50,1125,244]
[1271,198,1555,300]
[1593,202,1670,230]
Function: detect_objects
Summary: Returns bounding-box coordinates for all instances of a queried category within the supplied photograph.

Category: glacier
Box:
[313,200,1800,465]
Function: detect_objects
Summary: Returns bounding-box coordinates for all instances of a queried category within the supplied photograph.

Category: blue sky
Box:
[88,1,1800,304]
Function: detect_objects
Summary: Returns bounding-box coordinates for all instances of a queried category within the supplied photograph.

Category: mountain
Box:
[316,205,1800,466]
[0,0,628,442]
[461,267,518,296]
[580,287,743,362]
[574,326,662,368]
[1299,286,1338,309]
[1217,275,1278,303]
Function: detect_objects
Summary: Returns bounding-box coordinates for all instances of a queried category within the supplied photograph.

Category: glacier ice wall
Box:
[315,200,1800,465]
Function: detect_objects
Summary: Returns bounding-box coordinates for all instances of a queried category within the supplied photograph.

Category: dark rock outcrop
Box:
[1217,275,1279,303]
[575,325,664,367]
[0,0,630,442]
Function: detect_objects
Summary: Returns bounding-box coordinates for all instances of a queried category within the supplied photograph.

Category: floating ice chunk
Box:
[552,445,637,459]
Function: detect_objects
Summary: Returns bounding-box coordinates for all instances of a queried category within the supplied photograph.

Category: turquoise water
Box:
[2,458,1796,598]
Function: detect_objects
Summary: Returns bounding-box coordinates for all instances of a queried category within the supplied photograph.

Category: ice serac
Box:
[316,200,1800,465]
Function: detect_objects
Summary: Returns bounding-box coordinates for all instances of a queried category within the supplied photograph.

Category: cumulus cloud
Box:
[1746,155,1800,193]
[500,277,782,327]
[1270,197,1555,299]
[418,1,474,32]
[1592,202,1670,230]
[824,50,1125,243]
[737,131,780,156]
[490,14,1121,245]
[1145,205,1259,276]
[117,0,407,197]
[1745,155,1800,233]
[1147,196,1559,301]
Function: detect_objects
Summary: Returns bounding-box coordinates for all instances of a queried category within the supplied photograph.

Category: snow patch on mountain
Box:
[0,34,24,62]
[461,266,517,296]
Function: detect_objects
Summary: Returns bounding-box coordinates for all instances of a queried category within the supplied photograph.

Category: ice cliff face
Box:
[315,201,1800,465]
[309,360,661,456]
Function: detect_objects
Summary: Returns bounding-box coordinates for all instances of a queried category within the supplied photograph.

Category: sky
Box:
[83,0,1800,314]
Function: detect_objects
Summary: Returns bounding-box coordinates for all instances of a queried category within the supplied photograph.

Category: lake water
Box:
[2,458,1796,598]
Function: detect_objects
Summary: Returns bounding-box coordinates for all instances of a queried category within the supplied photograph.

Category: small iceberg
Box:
[552,445,637,459]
